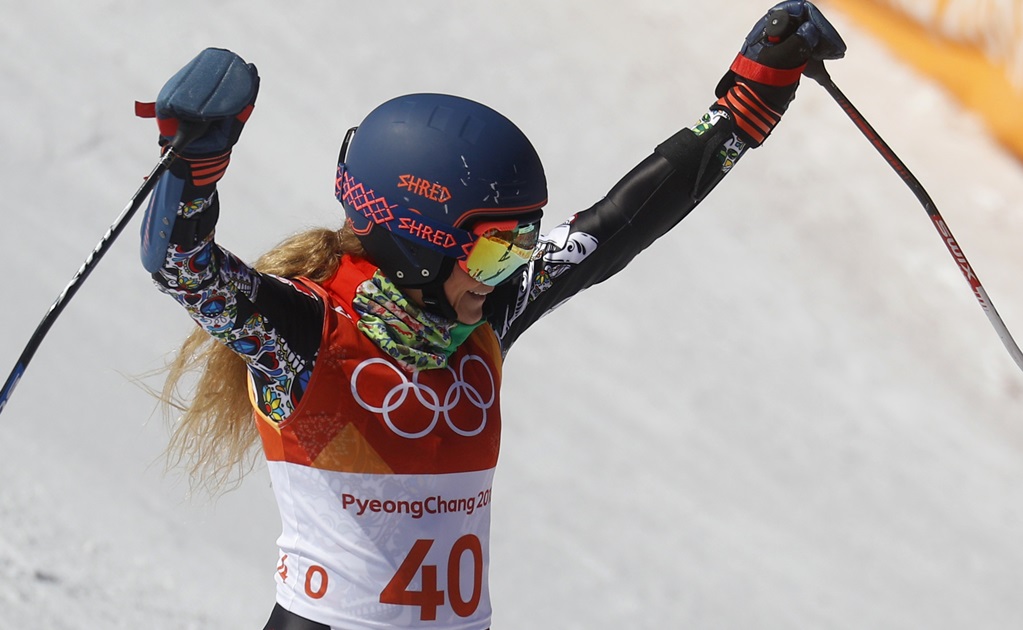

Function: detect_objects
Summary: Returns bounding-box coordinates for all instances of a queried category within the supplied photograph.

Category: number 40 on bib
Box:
[381,535,484,621]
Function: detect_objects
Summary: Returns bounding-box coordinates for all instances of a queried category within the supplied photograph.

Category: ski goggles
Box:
[459,217,541,286]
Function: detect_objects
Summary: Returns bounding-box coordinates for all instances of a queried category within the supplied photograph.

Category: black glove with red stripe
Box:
[136,47,259,186]
[714,1,845,146]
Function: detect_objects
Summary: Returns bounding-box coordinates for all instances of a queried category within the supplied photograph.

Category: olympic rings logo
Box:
[350,355,495,439]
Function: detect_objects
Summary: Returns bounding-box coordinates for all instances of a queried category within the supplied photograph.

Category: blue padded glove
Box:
[714,1,845,146]
[137,47,259,185]
[138,48,258,272]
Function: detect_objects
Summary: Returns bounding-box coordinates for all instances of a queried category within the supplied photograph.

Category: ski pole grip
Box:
[168,119,212,154]
[765,8,792,42]
[802,58,832,85]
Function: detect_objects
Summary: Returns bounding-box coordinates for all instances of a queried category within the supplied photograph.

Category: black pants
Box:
[261,603,491,629]
[262,604,330,630]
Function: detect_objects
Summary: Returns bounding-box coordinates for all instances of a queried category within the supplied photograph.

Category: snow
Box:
[2,1,1022,628]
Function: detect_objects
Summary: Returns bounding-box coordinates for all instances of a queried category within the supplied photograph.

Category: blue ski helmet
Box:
[335,93,547,287]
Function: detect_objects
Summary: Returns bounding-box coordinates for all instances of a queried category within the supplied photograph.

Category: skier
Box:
[141,2,845,628]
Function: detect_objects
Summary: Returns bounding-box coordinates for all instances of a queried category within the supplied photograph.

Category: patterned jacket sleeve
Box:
[488,107,750,351]
[147,176,324,422]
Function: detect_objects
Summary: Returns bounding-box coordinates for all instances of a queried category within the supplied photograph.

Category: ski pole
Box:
[803,59,1023,373]
[0,123,207,416]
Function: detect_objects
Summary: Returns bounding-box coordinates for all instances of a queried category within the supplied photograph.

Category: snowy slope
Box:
[2,1,1022,628]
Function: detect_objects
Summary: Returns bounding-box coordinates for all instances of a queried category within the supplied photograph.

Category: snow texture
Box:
[2,1,1022,628]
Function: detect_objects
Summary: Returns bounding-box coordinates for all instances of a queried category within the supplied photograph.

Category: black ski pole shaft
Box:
[0,122,207,416]
[803,59,1023,373]
[0,153,173,415]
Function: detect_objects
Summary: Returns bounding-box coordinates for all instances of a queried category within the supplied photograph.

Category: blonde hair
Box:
[159,223,364,495]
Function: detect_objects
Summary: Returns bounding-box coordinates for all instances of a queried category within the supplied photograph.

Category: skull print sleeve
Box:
[148,178,325,422]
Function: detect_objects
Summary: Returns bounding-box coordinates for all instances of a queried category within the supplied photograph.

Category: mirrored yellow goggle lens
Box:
[462,223,539,286]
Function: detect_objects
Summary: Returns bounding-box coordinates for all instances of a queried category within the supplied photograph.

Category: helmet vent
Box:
[459,116,484,144]
[427,105,453,132]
